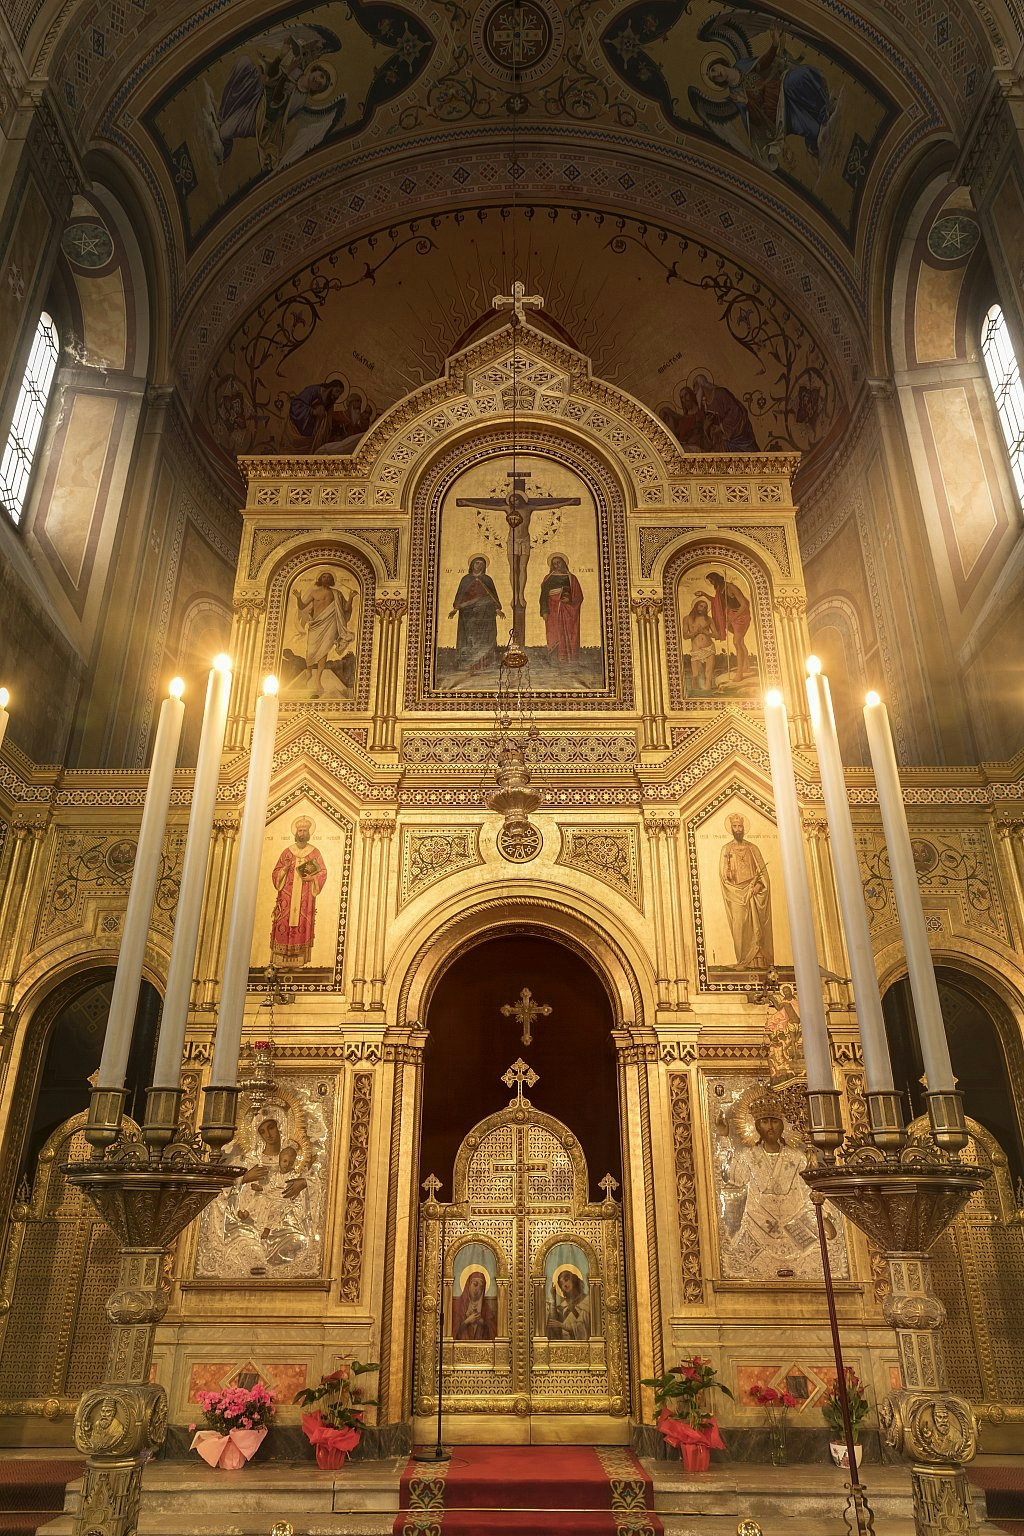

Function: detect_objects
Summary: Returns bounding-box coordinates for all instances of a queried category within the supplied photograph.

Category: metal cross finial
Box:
[500,987,552,1047]
[492,279,544,326]
[422,1173,442,1202]
[502,1058,539,1106]
[599,1173,619,1202]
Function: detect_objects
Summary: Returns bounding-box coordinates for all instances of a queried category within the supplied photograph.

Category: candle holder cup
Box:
[84,1088,130,1156]
[865,1089,908,1152]
[64,1115,242,1536]
[925,1089,969,1152]
[201,1085,241,1151]
[806,1089,846,1153]
[141,1086,185,1150]
[803,1134,988,1535]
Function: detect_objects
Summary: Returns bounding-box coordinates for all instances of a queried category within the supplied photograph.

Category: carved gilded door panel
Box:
[413,1061,628,1444]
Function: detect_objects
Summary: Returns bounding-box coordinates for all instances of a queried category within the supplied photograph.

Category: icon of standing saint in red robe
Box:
[270,815,327,968]
[539,554,584,665]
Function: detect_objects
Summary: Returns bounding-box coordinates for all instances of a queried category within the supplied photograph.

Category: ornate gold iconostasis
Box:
[1,322,1024,1451]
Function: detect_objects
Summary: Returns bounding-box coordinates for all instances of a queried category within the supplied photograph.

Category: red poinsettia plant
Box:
[749,1381,799,1427]
[644,1355,732,1459]
[294,1359,379,1469]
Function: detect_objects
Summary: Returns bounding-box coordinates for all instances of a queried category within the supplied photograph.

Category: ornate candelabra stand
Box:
[64,1087,243,1536]
[803,1133,989,1536]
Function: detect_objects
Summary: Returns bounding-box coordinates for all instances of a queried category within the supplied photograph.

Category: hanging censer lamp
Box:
[488,636,543,863]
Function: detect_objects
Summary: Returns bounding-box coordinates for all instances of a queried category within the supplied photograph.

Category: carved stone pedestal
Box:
[804,1145,989,1536]
[65,1151,241,1536]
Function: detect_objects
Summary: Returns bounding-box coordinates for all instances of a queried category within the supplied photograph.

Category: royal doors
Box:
[412,1060,628,1444]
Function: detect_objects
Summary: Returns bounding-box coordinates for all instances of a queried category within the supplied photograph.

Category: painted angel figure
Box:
[203,24,347,175]
[688,12,841,174]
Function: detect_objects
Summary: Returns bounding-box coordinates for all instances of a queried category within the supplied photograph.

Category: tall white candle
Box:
[763,689,834,1094]
[863,691,955,1094]
[151,656,233,1088]
[98,680,186,1089]
[0,688,9,755]
[210,677,280,1089]
[805,659,895,1093]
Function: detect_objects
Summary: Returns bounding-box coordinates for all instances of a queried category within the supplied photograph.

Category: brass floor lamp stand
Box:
[64,1094,241,1536]
[803,1141,989,1536]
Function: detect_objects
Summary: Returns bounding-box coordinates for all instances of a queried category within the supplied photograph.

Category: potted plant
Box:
[821,1367,870,1467]
[294,1358,379,1469]
[643,1356,732,1472]
[749,1382,798,1465]
[190,1381,277,1470]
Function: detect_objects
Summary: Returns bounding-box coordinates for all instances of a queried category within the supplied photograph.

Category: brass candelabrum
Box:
[64,1085,243,1536]
[803,1087,989,1536]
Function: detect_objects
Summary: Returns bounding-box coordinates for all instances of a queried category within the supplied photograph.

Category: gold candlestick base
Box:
[803,1140,988,1535]
[64,1132,243,1536]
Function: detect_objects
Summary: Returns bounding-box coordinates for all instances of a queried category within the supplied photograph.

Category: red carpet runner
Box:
[394,1445,663,1534]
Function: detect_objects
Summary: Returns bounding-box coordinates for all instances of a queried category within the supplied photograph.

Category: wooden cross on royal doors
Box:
[492,279,544,326]
[500,987,552,1047]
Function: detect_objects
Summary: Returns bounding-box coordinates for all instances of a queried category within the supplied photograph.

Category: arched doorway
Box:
[882,964,1024,1183]
[411,931,632,1443]
[0,969,160,1438]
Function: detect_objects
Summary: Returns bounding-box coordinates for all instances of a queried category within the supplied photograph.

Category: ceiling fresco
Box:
[195,204,845,476]
[53,0,975,332]
[600,1,897,243]
[144,2,435,255]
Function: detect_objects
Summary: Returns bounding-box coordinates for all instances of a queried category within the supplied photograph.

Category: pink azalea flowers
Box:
[196,1382,277,1435]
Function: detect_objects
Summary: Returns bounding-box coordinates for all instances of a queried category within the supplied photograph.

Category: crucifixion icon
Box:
[455,471,581,645]
[492,278,544,326]
[500,986,552,1047]
[502,1057,539,1107]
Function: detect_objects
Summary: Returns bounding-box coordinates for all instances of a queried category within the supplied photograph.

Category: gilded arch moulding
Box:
[391,893,652,1035]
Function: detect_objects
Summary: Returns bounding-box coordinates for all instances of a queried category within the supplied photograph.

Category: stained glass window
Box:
[981,303,1024,507]
[0,311,59,527]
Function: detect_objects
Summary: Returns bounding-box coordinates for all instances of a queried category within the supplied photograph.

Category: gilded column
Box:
[615,1034,664,1416]
[366,813,397,1010]
[350,813,382,1010]
[772,591,812,748]
[642,810,687,1009]
[371,593,408,753]
[631,593,668,751]
[995,817,1024,948]
[0,817,48,1017]
[803,815,849,996]
[197,816,239,1009]
[225,597,266,752]
[378,1030,427,1427]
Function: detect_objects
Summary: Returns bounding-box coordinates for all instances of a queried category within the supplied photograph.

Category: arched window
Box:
[0,310,59,527]
[980,302,1024,506]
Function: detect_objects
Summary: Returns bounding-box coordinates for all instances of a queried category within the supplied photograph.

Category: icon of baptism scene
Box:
[276,562,360,701]
[248,800,346,981]
[194,1076,333,1281]
[678,561,760,698]
[694,797,793,990]
[708,1076,849,1282]
[435,454,605,692]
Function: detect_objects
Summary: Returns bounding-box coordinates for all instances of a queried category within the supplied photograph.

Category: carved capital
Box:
[232,595,266,621]
[212,814,240,837]
[630,592,664,620]
[643,811,680,838]
[374,592,408,621]
[360,812,397,840]
[803,816,830,839]
[773,592,806,616]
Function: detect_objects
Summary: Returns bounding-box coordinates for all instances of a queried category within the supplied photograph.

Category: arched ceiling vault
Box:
[21,0,1021,479]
